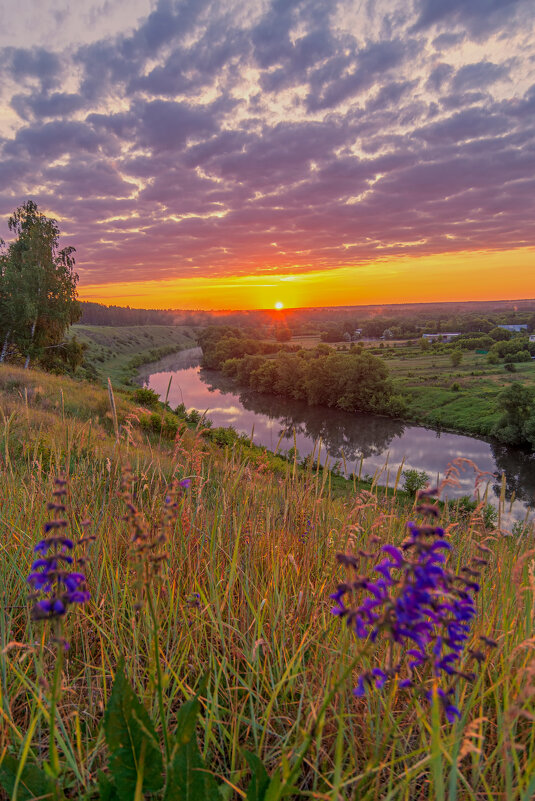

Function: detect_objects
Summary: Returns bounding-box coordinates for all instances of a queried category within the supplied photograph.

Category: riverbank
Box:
[138,348,535,522]
[204,331,535,446]
[381,347,534,441]
[72,323,198,386]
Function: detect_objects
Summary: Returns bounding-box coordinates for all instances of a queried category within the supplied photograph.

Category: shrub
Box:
[456,496,497,529]
[450,350,462,367]
[210,426,239,447]
[162,412,180,438]
[511,350,531,363]
[402,468,430,496]
[133,386,160,409]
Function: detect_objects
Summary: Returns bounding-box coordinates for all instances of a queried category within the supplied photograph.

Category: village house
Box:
[422,332,461,343]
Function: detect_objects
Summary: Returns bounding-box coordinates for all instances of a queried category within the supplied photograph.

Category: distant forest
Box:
[80,299,535,337]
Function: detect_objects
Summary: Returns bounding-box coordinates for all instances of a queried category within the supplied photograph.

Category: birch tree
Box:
[0,200,80,367]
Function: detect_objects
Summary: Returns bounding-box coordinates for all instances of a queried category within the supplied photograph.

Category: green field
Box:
[381,347,535,437]
[72,323,198,386]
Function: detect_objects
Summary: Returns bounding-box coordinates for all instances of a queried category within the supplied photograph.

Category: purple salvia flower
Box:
[382,545,404,566]
[331,488,494,722]
[27,477,90,628]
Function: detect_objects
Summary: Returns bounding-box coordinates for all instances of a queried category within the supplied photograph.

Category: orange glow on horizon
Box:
[78,247,535,310]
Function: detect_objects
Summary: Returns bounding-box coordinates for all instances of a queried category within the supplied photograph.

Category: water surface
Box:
[138,348,535,524]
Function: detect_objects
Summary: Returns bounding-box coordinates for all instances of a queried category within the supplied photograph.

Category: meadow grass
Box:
[387,350,535,437]
[1,364,535,799]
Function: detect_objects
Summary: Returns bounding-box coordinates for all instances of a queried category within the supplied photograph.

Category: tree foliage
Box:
[495,383,535,447]
[0,200,80,368]
[200,329,406,417]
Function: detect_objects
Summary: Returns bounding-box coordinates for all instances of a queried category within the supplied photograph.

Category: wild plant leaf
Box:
[174,695,201,746]
[164,736,220,801]
[218,783,234,800]
[243,751,270,801]
[103,662,163,801]
[0,755,54,801]
[97,771,120,801]
[262,770,284,801]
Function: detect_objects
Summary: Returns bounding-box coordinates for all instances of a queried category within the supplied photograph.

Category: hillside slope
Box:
[0,364,533,799]
[72,323,198,385]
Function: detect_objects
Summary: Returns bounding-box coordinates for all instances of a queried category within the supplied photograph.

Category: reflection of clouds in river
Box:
[144,353,534,520]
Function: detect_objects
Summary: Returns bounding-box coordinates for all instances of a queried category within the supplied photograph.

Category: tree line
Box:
[199,328,406,417]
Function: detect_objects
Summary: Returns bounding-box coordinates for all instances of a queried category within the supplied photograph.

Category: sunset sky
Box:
[0,0,534,309]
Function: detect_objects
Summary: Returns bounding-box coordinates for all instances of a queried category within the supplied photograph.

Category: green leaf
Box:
[0,755,54,801]
[218,784,234,801]
[164,736,220,801]
[263,770,282,801]
[244,752,270,801]
[174,696,202,746]
[97,772,120,801]
[103,663,164,801]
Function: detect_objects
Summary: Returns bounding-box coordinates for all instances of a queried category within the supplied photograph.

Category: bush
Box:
[511,350,531,363]
[210,426,239,447]
[504,362,516,372]
[402,468,430,496]
[162,412,180,438]
[133,387,160,409]
[456,496,497,529]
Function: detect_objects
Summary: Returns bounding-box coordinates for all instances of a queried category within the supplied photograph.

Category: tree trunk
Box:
[24,317,37,369]
[0,329,10,363]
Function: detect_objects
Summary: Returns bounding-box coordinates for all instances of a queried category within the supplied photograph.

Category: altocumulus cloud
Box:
[0,0,533,285]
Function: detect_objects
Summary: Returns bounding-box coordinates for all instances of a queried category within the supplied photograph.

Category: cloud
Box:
[1,47,63,90]
[306,38,413,111]
[413,0,529,36]
[11,91,86,120]
[43,160,138,199]
[4,120,110,159]
[451,61,510,92]
[0,0,533,288]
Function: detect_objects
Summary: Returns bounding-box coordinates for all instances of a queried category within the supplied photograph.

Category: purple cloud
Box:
[0,0,533,288]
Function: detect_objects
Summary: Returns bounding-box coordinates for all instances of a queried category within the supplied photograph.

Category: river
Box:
[137,348,535,526]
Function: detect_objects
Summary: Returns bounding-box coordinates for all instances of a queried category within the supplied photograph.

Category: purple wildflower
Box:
[27,477,90,627]
[298,518,313,544]
[331,499,495,722]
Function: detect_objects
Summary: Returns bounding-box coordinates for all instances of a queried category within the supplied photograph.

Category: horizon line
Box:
[78,297,535,315]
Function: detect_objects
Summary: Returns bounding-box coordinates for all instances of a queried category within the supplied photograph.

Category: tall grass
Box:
[1,364,535,799]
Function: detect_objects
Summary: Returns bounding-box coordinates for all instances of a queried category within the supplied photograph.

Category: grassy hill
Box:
[72,323,199,386]
[1,363,534,799]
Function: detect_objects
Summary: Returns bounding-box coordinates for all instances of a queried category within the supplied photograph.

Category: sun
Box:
[274,301,284,310]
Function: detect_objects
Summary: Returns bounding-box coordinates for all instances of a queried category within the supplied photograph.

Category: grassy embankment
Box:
[1,362,535,799]
[72,323,198,386]
[263,336,535,439]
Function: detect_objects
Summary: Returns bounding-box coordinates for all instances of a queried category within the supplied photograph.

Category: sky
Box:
[0,0,534,310]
